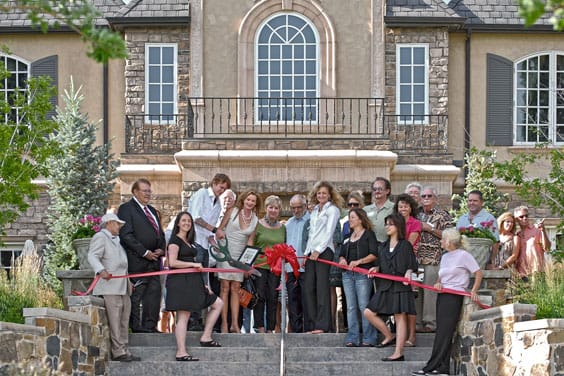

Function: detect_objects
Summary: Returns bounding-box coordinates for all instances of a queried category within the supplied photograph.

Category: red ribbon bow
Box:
[265,243,300,279]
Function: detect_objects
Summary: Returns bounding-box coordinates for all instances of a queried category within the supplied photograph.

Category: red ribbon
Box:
[313,257,490,309]
[265,243,301,279]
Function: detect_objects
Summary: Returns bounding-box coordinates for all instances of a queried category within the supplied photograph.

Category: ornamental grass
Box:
[512,261,564,319]
[0,254,62,324]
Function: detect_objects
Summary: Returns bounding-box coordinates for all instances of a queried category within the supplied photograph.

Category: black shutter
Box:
[486,53,513,146]
[30,55,58,119]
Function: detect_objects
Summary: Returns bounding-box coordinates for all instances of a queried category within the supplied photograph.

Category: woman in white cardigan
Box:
[303,180,344,333]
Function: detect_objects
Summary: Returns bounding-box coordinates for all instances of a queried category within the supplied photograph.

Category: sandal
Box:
[361,343,374,347]
[345,342,357,347]
[200,340,222,347]
[405,340,416,347]
[176,354,199,361]
[376,337,396,348]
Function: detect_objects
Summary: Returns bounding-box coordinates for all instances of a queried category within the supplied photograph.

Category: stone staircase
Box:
[109,332,435,376]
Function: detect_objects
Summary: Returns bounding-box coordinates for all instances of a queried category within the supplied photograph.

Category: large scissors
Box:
[209,238,262,277]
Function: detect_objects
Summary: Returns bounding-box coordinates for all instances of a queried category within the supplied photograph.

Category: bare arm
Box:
[167,244,203,269]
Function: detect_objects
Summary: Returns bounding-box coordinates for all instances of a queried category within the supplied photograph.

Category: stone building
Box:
[0,0,561,260]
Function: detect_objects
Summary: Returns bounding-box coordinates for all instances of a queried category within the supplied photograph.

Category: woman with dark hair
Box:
[303,180,344,333]
[166,211,223,361]
[364,213,417,361]
[338,208,379,347]
[394,193,421,347]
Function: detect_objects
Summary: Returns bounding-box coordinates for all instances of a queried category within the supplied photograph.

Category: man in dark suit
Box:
[118,178,165,333]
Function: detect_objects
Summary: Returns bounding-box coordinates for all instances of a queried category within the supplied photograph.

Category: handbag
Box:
[238,277,261,309]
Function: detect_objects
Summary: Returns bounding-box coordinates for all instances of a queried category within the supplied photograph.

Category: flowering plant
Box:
[459,220,497,242]
[72,215,102,240]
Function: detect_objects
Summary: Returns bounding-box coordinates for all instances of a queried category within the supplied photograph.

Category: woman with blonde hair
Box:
[487,212,520,270]
[413,228,482,375]
[216,190,261,333]
[303,181,344,333]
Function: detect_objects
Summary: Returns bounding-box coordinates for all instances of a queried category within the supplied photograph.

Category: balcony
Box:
[124,97,448,157]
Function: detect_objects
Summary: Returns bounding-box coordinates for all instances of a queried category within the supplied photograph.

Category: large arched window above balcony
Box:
[515,52,564,144]
[255,13,319,122]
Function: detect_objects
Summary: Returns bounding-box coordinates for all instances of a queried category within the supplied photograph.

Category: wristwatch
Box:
[428,223,435,231]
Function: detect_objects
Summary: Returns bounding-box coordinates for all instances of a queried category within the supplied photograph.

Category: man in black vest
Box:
[118,178,165,333]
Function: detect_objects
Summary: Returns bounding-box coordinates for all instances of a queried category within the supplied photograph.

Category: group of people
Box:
[86,174,552,373]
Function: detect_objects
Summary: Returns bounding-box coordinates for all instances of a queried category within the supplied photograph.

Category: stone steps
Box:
[109,332,436,376]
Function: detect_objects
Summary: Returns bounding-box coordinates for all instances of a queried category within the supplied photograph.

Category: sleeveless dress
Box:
[165,235,217,311]
[217,208,258,282]
[494,235,515,268]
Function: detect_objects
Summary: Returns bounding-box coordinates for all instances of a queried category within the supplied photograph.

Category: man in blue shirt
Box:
[285,194,310,333]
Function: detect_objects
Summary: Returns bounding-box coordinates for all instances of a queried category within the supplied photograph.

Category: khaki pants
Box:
[416,264,439,330]
[103,294,131,358]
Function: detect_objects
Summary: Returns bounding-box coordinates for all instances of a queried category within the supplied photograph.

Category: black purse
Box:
[238,277,261,309]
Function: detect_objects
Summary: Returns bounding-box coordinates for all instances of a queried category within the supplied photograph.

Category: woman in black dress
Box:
[166,211,223,361]
[364,213,417,361]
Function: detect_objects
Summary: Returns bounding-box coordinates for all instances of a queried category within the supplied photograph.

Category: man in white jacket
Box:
[88,213,140,362]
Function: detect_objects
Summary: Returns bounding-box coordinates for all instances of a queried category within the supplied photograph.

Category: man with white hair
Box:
[88,213,140,362]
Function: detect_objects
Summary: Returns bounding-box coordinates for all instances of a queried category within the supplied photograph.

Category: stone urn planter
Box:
[466,237,494,269]
[72,238,93,270]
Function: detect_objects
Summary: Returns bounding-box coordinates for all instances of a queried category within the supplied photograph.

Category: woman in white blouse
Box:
[303,180,344,333]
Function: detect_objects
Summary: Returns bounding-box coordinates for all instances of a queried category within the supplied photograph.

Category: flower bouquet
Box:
[72,214,103,240]
[459,220,497,242]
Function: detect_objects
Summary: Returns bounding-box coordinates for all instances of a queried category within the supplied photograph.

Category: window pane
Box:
[148,47,160,64]
[18,61,26,71]
[270,46,280,59]
[528,90,537,106]
[162,103,173,115]
[258,61,268,74]
[258,76,268,90]
[517,61,527,70]
[149,66,160,83]
[270,62,280,74]
[516,125,526,141]
[149,103,160,115]
[400,85,411,102]
[539,108,549,123]
[258,46,268,59]
[528,108,537,123]
[282,78,292,90]
[399,48,411,64]
[162,66,173,83]
[400,67,411,83]
[558,90,564,106]
[528,57,538,70]
[303,27,315,42]
[282,45,292,58]
[413,67,425,83]
[539,55,549,70]
[557,125,564,142]
[539,90,549,106]
[306,61,316,74]
[270,32,283,44]
[413,85,424,101]
[294,77,304,90]
[294,46,304,59]
[528,72,538,88]
[540,72,549,87]
[413,104,424,116]
[516,72,527,88]
[269,15,285,29]
[149,85,160,101]
[270,77,280,90]
[306,45,316,59]
[258,29,270,44]
[282,61,292,74]
[17,73,26,88]
[162,47,174,64]
[413,48,425,64]
[516,108,527,124]
[7,75,15,89]
[516,89,527,106]
[162,85,173,102]
[287,27,298,42]
[400,104,411,116]
[6,58,15,71]
[558,55,564,71]
[294,61,304,74]
[306,76,316,89]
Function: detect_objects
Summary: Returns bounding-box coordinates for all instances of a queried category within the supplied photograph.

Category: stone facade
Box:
[0,296,109,375]
[2,189,50,250]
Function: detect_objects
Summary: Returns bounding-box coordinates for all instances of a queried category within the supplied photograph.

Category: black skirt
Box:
[366,288,416,315]
[165,271,217,312]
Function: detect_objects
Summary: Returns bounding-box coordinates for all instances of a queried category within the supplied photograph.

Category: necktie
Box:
[144,206,160,234]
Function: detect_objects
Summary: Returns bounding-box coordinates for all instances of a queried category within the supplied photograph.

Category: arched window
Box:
[255,13,319,123]
[0,54,30,123]
[515,52,564,144]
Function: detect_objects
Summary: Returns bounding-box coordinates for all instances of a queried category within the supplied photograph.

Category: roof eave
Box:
[107,16,190,27]
[384,16,467,27]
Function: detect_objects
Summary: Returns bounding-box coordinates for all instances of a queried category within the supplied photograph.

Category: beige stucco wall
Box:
[202,0,373,97]
[448,32,564,162]
[0,33,125,154]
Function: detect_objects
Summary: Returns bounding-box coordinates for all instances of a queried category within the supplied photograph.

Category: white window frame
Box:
[395,44,429,124]
[0,54,30,124]
[0,242,24,272]
[144,43,178,124]
[254,12,320,124]
[514,51,564,145]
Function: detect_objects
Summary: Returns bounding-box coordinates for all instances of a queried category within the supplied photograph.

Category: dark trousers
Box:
[286,272,306,333]
[253,269,280,331]
[129,275,161,331]
[303,248,333,332]
[423,293,464,374]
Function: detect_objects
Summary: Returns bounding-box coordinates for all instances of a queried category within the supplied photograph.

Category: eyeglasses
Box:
[518,214,529,219]
[372,187,385,192]
[140,189,152,194]
[421,194,434,199]
[290,205,305,210]
[347,202,360,208]
[384,222,395,227]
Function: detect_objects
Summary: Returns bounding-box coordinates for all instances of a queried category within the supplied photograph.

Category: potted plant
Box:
[458,219,497,268]
[71,214,102,270]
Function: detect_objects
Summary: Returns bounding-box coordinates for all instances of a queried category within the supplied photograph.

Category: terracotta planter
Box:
[465,237,493,269]
[72,237,93,270]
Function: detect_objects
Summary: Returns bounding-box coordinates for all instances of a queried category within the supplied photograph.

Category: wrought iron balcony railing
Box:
[124,97,448,154]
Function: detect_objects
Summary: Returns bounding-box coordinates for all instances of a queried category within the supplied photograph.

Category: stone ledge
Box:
[514,318,564,332]
[116,164,181,176]
[0,321,46,336]
[56,269,94,278]
[468,303,536,322]
[67,295,105,308]
[23,308,89,325]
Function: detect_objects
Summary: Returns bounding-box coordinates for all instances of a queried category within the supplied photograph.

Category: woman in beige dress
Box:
[216,190,261,333]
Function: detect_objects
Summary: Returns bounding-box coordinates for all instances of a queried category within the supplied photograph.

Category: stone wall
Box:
[457,303,564,376]
[0,296,109,375]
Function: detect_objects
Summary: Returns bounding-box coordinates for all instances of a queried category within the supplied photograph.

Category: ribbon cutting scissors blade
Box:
[209,238,262,277]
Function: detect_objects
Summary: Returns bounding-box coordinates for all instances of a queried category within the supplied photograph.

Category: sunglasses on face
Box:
[518,214,528,219]
[347,202,360,208]
[421,194,433,199]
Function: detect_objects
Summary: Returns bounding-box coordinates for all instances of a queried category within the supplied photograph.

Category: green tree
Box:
[451,147,509,222]
[519,0,564,30]
[0,0,127,63]
[43,80,117,292]
[0,63,60,236]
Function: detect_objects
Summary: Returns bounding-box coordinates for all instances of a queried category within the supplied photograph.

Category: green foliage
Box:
[512,262,564,319]
[451,147,509,222]
[72,215,102,240]
[495,144,564,262]
[0,0,127,63]
[519,0,564,30]
[43,80,118,292]
[0,255,62,324]
[0,63,60,238]
[458,219,497,242]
